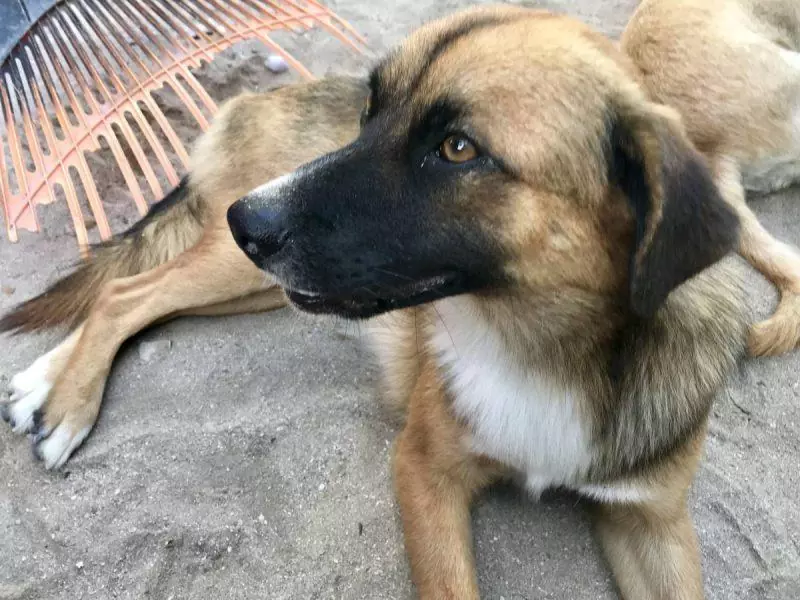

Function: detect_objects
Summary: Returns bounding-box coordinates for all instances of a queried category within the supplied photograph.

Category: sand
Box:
[1,1,798,598]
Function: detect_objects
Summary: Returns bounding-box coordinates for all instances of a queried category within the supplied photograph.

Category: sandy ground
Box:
[1,1,799,598]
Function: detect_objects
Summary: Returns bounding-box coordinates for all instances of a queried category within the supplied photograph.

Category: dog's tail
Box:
[0,176,206,335]
[748,292,800,357]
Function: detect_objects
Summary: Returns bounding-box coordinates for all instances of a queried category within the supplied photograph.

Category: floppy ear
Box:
[609,102,740,317]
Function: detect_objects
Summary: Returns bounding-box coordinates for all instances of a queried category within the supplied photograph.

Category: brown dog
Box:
[226,4,793,598]
[2,2,799,599]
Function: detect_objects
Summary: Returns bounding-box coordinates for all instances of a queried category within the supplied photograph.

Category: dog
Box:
[622,0,800,356]
[227,3,798,598]
[1,1,799,598]
[0,77,367,468]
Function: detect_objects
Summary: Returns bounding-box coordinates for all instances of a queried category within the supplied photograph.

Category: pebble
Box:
[138,339,172,363]
[266,54,289,73]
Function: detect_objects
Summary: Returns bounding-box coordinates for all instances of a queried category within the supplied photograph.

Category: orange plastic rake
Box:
[0,0,365,252]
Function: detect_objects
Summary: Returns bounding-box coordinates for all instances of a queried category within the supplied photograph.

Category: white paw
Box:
[3,350,55,433]
[6,384,50,433]
[9,347,56,400]
[34,424,91,470]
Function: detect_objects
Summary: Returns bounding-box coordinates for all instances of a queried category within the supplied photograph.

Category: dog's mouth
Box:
[285,272,464,319]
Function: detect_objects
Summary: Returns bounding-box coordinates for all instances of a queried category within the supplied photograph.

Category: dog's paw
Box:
[2,351,55,434]
[3,346,95,469]
[30,420,92,470]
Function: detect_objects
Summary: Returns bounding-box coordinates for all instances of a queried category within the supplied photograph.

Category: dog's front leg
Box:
[593,495,703,600]
[591,433,706,600]
[394,435,478,599]
[392,361,500,600]
[4,229,279,469]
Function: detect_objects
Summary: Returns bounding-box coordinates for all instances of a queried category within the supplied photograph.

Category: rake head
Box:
[0,0,365,252]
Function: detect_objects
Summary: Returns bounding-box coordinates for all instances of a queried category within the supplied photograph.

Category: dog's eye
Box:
[438,135,478,163]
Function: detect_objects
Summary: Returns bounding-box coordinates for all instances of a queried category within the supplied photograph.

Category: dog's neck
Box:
[428,261,747,479]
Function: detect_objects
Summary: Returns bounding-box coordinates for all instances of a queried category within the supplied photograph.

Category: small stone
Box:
[265,54,288,73]
[258,514,265,523]
[318,483,325,491]
[75,561,84,570]
[138,340,172,363]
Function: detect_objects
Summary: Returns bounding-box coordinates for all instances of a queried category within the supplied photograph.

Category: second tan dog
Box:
[0,78,366,467]
[2,1,799,598]
[624,0,800,356]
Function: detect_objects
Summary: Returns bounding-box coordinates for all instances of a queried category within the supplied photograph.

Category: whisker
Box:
[372,267,413,281]
[432,304,459,359]
[414,309,421,357]
[358,286,381,298]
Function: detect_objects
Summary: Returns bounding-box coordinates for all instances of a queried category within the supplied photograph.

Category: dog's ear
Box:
[608,101,740,317]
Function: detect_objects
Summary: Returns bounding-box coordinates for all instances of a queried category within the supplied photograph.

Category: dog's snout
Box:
[227,200,288,264]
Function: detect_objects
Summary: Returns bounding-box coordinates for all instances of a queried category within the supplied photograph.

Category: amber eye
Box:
[439,135,478,163]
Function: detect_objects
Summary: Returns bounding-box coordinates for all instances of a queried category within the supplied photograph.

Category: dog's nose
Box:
[227,200,288,264]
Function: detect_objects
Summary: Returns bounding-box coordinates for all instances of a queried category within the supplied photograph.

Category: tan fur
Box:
[622,0,800,355]
[1,77,366,466]
[0,189,206,334]
[2,3,796,598]
[357,6,747,598]
[393,354,509,600]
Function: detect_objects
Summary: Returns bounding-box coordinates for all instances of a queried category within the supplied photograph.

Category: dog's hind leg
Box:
[713,156,800,356]
[170,287,287,319]
[6,230,278,469]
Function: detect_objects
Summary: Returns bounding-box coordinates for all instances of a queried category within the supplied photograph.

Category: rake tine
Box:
[204,0,315,80]
[59,6,181,187]
[49,14,166,200]
[32,84,98,246]
[77,0,192,167]
[0,0,364,247]
[34,29,150,216]
[100,0,216,129]
[0,92,21,240]
[26,44,113,241]
[18,68,89,247]
[1,79,38,239]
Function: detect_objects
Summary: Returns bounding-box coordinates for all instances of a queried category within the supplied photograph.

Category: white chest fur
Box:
[429,298,594,494]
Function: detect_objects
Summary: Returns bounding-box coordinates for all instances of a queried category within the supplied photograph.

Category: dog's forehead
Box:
[376,8,625,125]
[373,7,540,104]
[379,8,518,71]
